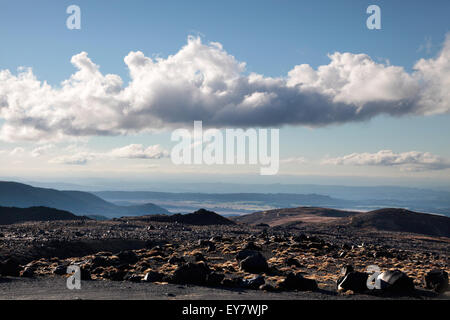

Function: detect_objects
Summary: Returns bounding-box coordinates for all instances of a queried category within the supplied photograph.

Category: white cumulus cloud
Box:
[322,150,450,172]
[48,144,168,165]
[1,35,450,142]
[30,144,54,158]
[49,152,94,165]
[109,144,168,159]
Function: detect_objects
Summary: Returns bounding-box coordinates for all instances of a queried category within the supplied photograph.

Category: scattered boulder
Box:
[293,234,308,243]
[124,272,142,282]
[340,265,354,276]
[170,262,210,285]
[285,257,302,268]
[241,275,265,290]
[143,271,164,282]
[259,283,277,291]
[207,243,216,252]
[194,252,207,262]
[147,246,164,257]
[236,250,259,262]
[239,252,269,273]
[377,270,415,293]
[116,250,139,264]
[278,272,318,291]
[53,264,68,275]
[0,258,21,277]
[198,239,213,247]
[337,267,368,293]
[222,277,243,288]
[20,266,35,278]
[168,256,185,265]
[206,272,225,287]
[424,269,449,294]
[243,241,262,251]
[104,268,126,281]
[90,256,110,268]
[80,266,92,281]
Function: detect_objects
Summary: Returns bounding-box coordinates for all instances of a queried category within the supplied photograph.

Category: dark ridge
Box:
[0,206,89,225]
[0,181,169,218]
[349,208,450,238]
[129,208,236,226]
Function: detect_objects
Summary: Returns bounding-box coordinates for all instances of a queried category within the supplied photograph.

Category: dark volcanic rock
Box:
[243,241,262,251]
[241,275,265,290]
[168,256,185,265]
[170,262,210,285]
[236,250,260,262]
[104,268,127,281]
[53,264,68,275]
[19,266,35,278]
[377,270,415,293]
[222,277,243,288]
[337,271,368,293]
[124,272,142,282]
[206,272,225,287]
[143,271,164,282]
[194,252,207,262]
[239,253,269,273]
[117,250,139,264]
[278,272,318,291]
[424,269,449,293]
[198,239,216,252]
[285,257,302,268]
[259,283,276,291]
[90,256,110,268]
[340,265,354,276]
[0,258,21,276]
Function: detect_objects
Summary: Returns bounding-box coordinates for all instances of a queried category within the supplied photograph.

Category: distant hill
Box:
[234,207,358,227]
[348,208,450,238]
[128,209,236,226]
[0,181,169,218]
[0,206,88,225]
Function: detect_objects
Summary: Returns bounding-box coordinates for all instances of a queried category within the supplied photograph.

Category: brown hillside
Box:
[234,207,358,227]
[348,208,450,238]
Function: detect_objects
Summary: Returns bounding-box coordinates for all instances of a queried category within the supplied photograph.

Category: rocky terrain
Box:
[0,208,448,299]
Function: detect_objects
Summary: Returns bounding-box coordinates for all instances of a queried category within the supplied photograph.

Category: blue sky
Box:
[0,0,449,187]
[2,1,449,80]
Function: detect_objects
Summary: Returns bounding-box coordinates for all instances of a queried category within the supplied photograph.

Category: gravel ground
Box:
[0,277,447,300]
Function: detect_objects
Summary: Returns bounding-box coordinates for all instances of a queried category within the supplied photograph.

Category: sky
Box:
[0,0,449,188]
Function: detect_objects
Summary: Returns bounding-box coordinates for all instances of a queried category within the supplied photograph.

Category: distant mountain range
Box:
[94,190,353,215]
[0,206,88,225]
[0,181,169,218]
[94,189,450,217]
